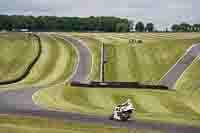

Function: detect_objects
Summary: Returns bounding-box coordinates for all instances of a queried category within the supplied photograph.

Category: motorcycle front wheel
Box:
[120,112,131,121]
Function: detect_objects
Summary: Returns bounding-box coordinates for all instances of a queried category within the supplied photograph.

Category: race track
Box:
[0,33,199,133]
[0,34,92,111]
[160,44,200,88]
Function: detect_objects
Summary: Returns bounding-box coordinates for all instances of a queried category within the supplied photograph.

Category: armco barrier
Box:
[71,81,169,90]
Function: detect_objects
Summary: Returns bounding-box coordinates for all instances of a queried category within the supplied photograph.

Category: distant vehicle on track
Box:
[129,39,143,47]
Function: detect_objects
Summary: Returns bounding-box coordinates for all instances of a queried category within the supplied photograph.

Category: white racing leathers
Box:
[110,102,135,121]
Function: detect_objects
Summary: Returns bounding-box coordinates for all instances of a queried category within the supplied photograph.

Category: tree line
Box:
[135,22,154,32]
[0,15,132,32]
[171,23,200,32]
[1,14,200,32]
[134,22,200,32]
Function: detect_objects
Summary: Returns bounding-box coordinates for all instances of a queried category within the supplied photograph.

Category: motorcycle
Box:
[109,100,135,121]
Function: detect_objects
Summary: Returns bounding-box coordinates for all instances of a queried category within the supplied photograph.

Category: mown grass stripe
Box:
[0,33,41,84]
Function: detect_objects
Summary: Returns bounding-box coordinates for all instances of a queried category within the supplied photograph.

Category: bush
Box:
[137,39,143,43]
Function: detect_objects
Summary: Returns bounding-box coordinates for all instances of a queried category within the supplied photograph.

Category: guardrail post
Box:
[101,42,106,82]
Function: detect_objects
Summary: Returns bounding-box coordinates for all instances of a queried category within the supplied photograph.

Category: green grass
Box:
[33,33,200,127]
[20,34,77,85]
[0,33,77,95]
[0,33,39,83]
[103,34,200,82]
[174,55,200,113]
[71,33,200,82]
[0,114,158,133]
[0,33,77,88]
[33,84,200,126]
[1,32,199,129]
[175,54,200,93]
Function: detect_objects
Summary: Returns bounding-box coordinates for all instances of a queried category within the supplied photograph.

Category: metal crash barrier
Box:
[70,81,169,90]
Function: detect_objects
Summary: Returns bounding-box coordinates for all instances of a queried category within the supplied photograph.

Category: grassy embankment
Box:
[20,34,77,85]
[33,34,101,111]
[0,33,39,84]
[34,33,200,126]
[175,54,200,113]
[0,33,77,89]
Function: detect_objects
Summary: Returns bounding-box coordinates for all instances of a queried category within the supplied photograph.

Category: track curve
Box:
[0,34,92,111]
[160,44,200,88]
[0,34,199,133]
[55,35,92,82]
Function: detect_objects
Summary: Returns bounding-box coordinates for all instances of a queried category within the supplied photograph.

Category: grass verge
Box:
[34,33,200,127]
[0,33,40,84]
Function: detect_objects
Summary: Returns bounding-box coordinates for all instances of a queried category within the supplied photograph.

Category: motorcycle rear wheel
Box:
[109,114,114,120]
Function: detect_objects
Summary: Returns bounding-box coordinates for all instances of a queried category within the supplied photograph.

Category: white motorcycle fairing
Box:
[110,103,135,121]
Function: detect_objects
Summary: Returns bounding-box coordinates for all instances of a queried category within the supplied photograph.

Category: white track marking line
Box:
[159,44,200,82]
[54,35,80,83]
[64,35,94,82]
[173,55,200,89]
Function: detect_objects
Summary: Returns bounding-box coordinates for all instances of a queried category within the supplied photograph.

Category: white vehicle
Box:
[109,99,135,121]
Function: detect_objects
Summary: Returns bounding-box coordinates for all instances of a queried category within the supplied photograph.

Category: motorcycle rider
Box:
[110,99,135,121]
[117,99,133,109]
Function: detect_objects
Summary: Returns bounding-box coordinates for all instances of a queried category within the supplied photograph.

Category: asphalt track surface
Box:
[160,44,200,88]
[0,34,200,133]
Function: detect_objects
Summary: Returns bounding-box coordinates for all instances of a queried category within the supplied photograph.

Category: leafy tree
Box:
[0,15,132,32]
[179,23,191,32]
[192,24,200,32]
[116,23,129,32]
[145,23,154,32]
[135,21,145,32]
[128,20,134,31]
[171,24,180,32]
